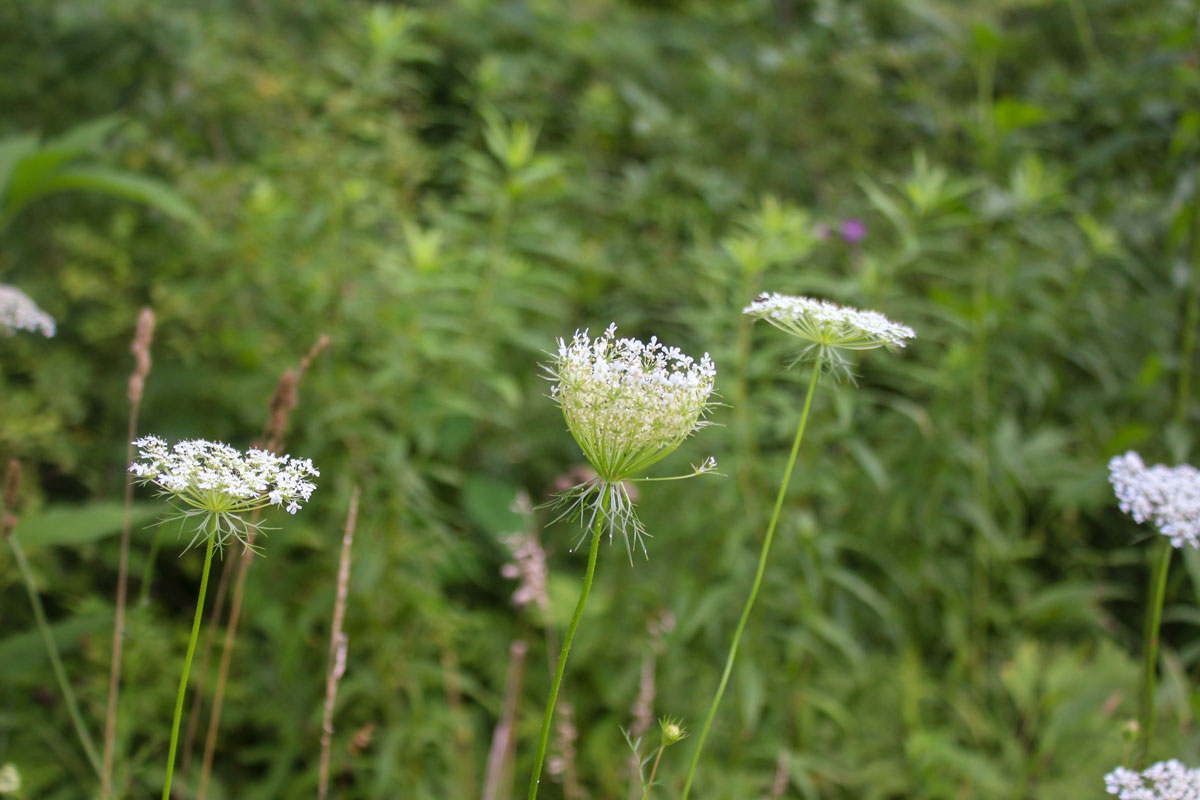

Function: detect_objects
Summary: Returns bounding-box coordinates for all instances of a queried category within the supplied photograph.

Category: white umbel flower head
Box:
[550,323,716,480]
[1105,760,1200,799]
[743,292,914,377]
[545,324,718,558]
[1109,451,1200,549]
[130,435,319,549]
[0,284,55,337]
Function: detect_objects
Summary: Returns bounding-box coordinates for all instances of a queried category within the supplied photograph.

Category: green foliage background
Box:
[1,0,1198,797]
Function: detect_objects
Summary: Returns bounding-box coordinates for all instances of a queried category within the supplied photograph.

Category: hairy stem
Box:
[161,530,217,800]
[681,358,822,798]
[1135,538,1172,769]
[527,485,608,800]
[9,534,102,778]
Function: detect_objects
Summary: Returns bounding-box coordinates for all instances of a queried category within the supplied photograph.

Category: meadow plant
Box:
[129,436,318,800]
[0,284,55,337]
[682,294,913,797]
[625,717,688,800]
[1109,451,1200,768]
[3,459,102,779]
[102,307,156,800]
[528,324,716,800]
[1105,759,1200,799]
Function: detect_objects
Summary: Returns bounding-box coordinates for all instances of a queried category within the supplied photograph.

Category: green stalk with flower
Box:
[1107,451,1200,771]
[681,294,914,797]
[128,436,319,800]
[528,324,718,800]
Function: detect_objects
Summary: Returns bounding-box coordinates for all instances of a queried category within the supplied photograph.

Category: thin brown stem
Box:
[319,487,360,800]
[483,639,529,800]
[193,335,328,799]
[102,307,154,799]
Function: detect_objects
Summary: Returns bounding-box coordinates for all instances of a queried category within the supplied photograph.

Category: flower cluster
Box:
[1106,760,1200,799]
[0,284,55,337]
[545,324,717,558]
[1109,451,1200,549]
[549,324,716,480]
[743,293,914,376]
[130,435,319,547]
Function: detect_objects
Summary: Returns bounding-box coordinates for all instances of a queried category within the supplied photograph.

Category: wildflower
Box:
[545,323,717,557]
[1105,760,1200,799]
[501,531,549,611]
[839,218,867,243]
[0,763,19,794]
[0,284,55,337]
[743,292,914,378]
[130,435,319,549]
[1109,451,1200,549]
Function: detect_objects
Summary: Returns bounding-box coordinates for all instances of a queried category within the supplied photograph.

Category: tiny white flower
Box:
[743,292,914,377]
[0,763,19,794]
[545,324,718,558]
[1109,451,1200,549]
[130,435,319,549]
[1105,760,1200,799]
[0,284,55,337]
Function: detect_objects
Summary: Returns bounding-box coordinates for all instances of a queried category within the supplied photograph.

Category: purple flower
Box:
[839,218,867,243]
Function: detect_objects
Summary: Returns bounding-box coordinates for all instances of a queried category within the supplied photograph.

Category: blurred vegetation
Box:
[1,0,1198,797]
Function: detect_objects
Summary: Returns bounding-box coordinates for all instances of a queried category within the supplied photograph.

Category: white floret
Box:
[743,293,914,351]
[130,435,320,517]
[547,324,716,480]
[1105,760,1200,799]
[0,284,56,337]
[1109,452,1200,549]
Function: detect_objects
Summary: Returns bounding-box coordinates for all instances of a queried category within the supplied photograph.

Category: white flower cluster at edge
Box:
[130,435,319,516]
[1109,451,1200,549]
[1106,759,1200,799]
[549,323,716,480]
[743,293,915,351]
[0,284,55,337]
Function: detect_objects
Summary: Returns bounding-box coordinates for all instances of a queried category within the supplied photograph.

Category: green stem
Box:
[1135,538,1172,770]
[641,745,665,800]
[1065,0,1103,68]
[1174,203,1200,436]
[681,358,822,799]
[161,530,217,800]
[8,534,102,778]
[527,486,608,800]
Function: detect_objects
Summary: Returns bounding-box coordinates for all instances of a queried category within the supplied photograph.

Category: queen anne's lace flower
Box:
[743,293,914,376]
[1109,451,1200,549]
[549,323,716,480]
[0,284,55,337]
[130,435,319,548]
[545,324,717,558]
[1106,760,1200,799]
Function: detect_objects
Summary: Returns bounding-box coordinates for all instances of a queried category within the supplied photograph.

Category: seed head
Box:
[1105,760,1200,799]
[1109,451,1200,549]
[130,435,319,549]
[0,284,55,337]
[743,293,914,377]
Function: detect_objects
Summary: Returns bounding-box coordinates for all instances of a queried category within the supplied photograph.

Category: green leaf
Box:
[24,166,205,230]
[0,132,38,203]
[0,613,111,679]
[14,501,158,549]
